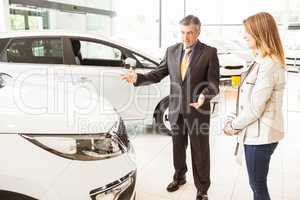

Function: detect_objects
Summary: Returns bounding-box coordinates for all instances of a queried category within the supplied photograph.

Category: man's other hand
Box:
[190,94,205,109]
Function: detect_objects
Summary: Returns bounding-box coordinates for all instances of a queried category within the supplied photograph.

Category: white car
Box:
[204,39,251,78]
[286,49,300,72]
[285,27,300,72]
[0,31,171,131]
[285,35,300,72]
[0,66,136,198]
[0,31,246,132]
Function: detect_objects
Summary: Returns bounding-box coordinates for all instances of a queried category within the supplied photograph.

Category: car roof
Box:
[0,30,160,63]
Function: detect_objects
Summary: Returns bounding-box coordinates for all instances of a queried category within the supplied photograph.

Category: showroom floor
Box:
[126,72,300,200]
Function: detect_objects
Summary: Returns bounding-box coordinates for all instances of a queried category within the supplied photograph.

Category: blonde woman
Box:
[223,12,286,200]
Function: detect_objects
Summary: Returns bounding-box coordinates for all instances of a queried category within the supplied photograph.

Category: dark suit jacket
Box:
[135,40,220,129]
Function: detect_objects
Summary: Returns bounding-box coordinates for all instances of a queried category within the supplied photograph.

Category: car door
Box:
[131,52,170,123]
[65,37,151,121]
[0,36,73,114]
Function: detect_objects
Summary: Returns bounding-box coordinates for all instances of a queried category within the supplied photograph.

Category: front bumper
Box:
[90,170,136,200]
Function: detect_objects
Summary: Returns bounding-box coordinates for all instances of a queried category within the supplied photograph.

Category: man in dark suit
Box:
[121,15,219,200]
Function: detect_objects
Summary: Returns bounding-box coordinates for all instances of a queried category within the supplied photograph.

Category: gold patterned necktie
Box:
[180,48,191,80]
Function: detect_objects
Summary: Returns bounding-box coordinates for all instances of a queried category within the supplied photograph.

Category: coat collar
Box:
[253,52,265,64]
[239,60,257,86]
[239,52,266,85]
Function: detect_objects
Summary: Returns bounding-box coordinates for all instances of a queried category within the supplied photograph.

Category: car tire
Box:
[0,191,37,200]
[154,97,172,135]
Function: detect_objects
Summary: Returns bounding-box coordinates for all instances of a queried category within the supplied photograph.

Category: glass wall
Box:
[112,0,298,55]
[7,0,300,55]
[9,6,49,31]
[9,0,114,36]
[112,0,159,55]
[289,0,300,22]
[161,0,184,48]
[284,0,300,53]
[0,0,9,32]
[186,0,288,45]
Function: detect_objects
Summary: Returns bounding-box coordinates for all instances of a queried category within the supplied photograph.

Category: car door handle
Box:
[79,76,92,83]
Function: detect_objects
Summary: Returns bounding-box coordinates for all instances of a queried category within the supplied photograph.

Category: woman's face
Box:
[243,27,256,50]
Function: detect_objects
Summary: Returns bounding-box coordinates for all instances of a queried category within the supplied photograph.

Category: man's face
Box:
[180,24,200,48]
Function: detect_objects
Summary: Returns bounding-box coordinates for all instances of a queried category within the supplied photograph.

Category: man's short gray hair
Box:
[179,15,201,33]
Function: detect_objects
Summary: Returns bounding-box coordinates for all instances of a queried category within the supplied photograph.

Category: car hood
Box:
[218,52,250,67]
[0,77,119,134]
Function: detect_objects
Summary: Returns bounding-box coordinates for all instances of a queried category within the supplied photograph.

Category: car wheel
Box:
[0,191,37,200]
[155,98,171,135]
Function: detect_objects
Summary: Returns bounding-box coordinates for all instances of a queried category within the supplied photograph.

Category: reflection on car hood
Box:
[218,52,250,67]
[0,78,118,134]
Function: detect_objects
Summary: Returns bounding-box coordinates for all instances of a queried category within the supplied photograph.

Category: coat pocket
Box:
[246,81,256,85]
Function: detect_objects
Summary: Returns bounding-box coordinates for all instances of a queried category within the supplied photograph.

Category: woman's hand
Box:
[223,120,240,136]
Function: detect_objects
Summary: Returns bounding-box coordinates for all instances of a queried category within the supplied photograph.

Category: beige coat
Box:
[232,55,286,145]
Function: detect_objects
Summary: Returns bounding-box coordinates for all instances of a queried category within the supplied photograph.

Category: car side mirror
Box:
[124,58,137,69]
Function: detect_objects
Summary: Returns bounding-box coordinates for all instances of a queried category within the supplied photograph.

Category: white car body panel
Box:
[0,64,118,133]
[218,53,249,76]
[0,31,247,129]
[0,58,136,199]
[0,134,135,200]
[69,64,150,120]
[285,49,300,72]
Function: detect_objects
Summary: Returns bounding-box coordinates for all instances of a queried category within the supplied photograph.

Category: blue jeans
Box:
[244,143,278,200]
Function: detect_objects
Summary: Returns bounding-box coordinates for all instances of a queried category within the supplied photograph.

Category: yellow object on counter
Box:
[231,76,240,87]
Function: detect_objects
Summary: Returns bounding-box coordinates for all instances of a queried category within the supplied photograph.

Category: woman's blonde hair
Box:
[243,12,285,66]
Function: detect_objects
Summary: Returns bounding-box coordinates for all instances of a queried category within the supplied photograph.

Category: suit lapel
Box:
[175,43,183,84]
[182,41,204,83]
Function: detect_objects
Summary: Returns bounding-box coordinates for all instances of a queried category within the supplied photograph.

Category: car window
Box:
[3,38,63,64]
[80,40,122,60]
[0,38,9,62]
[70,39,124,67]
[133,53,157,68]
[0,39,8,53]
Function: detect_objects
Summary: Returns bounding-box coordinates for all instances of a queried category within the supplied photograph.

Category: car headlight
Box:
[110,117,129,149]
[21,118,130,161]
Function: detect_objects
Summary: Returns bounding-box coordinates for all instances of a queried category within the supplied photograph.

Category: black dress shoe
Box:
[166,179,186,192]
[196,194,208,200]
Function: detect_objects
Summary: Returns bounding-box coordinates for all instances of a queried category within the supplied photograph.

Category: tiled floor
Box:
[127,72,300,200]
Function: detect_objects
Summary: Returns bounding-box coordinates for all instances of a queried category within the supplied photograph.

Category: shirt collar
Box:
[183,40,198,52]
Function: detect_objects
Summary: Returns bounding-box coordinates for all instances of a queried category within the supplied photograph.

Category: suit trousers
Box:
[171,114,210,195]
